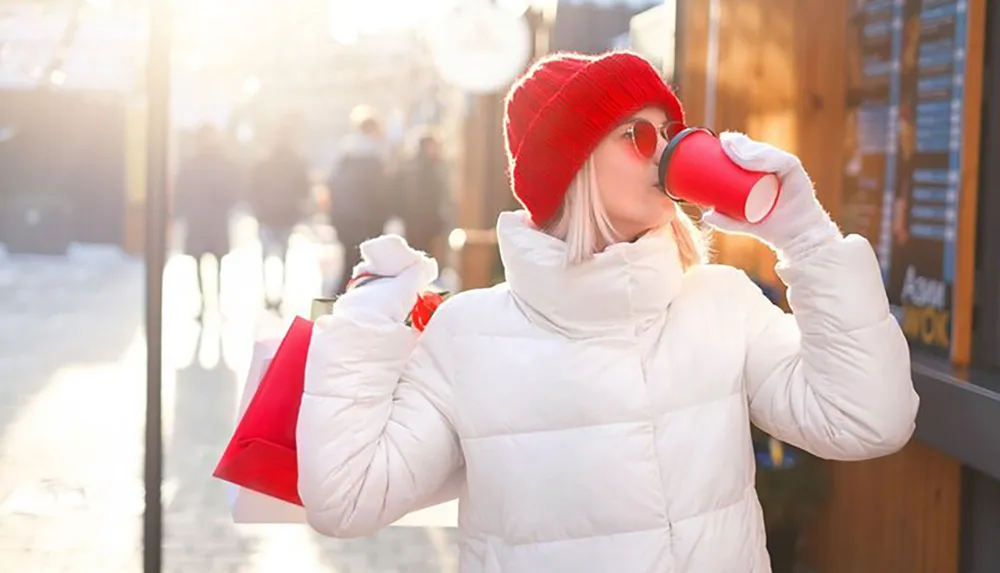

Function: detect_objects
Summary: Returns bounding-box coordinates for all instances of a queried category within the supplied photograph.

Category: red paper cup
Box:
[658,127,781,224]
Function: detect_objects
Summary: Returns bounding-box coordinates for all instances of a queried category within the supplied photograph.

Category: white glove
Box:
[333,235,438,326]
[701,132,842,262]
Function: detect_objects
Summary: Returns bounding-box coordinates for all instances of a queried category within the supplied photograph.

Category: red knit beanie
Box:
[504,51,685,227]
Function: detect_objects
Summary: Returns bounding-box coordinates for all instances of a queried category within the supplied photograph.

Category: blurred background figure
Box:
[172,124,240,319]
[326,105,391,294]
[393,127,450,260]
[248,124,312,311]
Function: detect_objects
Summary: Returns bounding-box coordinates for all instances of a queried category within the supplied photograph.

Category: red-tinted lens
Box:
[629,120,658,158]
[664,120,685,140]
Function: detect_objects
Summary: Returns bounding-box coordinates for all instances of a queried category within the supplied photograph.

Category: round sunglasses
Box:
[622,119,685,159]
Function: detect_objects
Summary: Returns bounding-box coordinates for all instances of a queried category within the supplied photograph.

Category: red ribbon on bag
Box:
[408,291,446,332]
[213,316,313,506]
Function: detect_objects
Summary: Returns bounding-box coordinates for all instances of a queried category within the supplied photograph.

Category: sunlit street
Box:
[0,213,458,572]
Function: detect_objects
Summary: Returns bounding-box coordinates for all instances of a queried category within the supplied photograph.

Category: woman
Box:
[297,52,918,572]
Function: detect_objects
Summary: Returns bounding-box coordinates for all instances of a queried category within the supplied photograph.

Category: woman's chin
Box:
[648,198,678,223]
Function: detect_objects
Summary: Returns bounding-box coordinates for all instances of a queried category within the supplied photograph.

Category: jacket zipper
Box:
[635,324,674,555]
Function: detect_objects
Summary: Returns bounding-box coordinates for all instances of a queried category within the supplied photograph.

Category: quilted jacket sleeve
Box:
[742,234,920,461]
[296,303,463,538]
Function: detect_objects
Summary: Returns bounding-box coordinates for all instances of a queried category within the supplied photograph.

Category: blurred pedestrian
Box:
[249,125,312,310]
[326,105,391,294]
[393,127,450,259]
[172,124,240,319]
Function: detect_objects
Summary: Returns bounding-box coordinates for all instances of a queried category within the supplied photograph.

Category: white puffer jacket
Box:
[298,210,919,573]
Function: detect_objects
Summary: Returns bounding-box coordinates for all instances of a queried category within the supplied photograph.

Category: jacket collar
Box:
[496,211,684,338]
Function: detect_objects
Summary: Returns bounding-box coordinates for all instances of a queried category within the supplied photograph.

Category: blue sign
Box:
[842,0,970,355]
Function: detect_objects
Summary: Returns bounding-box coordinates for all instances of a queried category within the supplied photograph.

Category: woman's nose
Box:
[652,136,668,166]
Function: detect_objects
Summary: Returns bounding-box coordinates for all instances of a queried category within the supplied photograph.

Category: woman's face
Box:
[592,106,676,241]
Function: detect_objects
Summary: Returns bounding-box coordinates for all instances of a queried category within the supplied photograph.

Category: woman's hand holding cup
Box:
[699,132,842,262]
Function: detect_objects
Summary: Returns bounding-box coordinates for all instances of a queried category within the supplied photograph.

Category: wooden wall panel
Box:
[676,0,708,126]
[792,0,848,220]
[805,441,961,573]
[743,0,794,286]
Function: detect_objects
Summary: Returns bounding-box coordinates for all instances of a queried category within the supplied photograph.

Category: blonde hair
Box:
[544,159,708,268]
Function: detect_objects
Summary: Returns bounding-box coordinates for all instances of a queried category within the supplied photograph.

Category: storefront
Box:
[676,0,1000,570]
[0,89,129,253]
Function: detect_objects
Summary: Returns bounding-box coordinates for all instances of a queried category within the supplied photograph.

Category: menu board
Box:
[842,0,970,356]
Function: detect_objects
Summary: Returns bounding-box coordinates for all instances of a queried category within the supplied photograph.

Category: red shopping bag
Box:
[213,316,313,506]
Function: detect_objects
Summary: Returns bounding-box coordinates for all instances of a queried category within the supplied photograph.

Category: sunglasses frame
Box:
[624,119,686,160]
[623,119,689,204]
